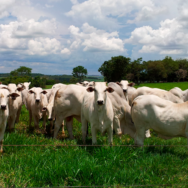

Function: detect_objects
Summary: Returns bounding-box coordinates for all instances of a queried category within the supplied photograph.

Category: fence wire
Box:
[30,184,188,187]
[2,144,188,147]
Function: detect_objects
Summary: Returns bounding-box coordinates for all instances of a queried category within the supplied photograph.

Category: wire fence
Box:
[2,144,188,147]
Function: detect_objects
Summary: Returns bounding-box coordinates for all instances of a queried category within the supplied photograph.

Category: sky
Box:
[0,0,187,75]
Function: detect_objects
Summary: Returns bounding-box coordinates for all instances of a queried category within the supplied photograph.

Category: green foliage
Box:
[98,56,131,82]
[72,66,88,82]
[99,55,188,83]
[31,76,47,88]
[70,77,79,84]
[46,79,56,85]
[10,66,32,77]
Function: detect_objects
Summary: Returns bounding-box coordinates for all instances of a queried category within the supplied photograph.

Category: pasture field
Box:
[135,81,188,91]
[0,83,188,187]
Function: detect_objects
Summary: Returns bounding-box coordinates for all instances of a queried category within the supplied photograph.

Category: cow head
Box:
[87,82,114,105]
[0,88,10,110]
[29,88,48,104]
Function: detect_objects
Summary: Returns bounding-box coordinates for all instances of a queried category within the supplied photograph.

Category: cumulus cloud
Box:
[28,38,61,55]
[66,0,169,29]
[0,19,57,50]
[61,48,71,55]
[0,0,15,19]
[69,23,125,52]
[125,7,188,57]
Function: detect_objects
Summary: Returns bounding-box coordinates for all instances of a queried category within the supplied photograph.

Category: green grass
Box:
[1,83,188,187]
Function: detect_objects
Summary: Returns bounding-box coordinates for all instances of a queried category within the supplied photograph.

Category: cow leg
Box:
[107,126,113,145]
[54,117,64,138]
[0,123,6,153]
[62,120,65,137]
[81,117,88,144]
[145,129,151,138]
[34,115,39,130]
[113,118,122,136]
[29,110,32,129]
[134,128,145,146]
[15,106,22,123]
[66,117,74,140]
[50,119,54,134]
[8,115,16,132]
[42,112,47,133]
[0,140,3,154]
[91,125,97,145]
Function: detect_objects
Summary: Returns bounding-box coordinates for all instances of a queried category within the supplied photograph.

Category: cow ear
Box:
[128,82,135,87]
[2,87,10,92]
[105,87,114,93]
[87,87,95,92]
[41,90,47,94]
[29,90,35,94]
[9,93,20,98]
[17,87,24,92]
[116,82,122,86]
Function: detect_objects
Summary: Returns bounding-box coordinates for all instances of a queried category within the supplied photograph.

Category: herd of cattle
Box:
[0,80,188,153]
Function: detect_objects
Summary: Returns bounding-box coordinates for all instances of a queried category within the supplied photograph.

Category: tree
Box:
[162,56,178,82]
[17,66,32,76]
[98,56,131,82]
[126,73,134,81]
[70,77,79,84]
[129,57,143,84]
[10,70,18,77]
[175,69,187,82]
[144,60,167,82]
[72,66,87,82]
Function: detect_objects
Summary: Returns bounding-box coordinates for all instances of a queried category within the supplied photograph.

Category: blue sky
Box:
[0,0,187,75]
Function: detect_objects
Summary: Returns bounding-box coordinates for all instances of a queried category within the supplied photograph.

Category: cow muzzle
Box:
[97,100,104,105]
[42,107,47,112]
[1,105,6,110]
[36,99,40,103]
[123,89,127,93]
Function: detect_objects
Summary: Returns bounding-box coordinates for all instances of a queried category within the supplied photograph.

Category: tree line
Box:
[98,56,188,84]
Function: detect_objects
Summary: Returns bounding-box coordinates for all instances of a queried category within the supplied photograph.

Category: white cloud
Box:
[28,38,61,55]
[69,23,125,52]
[127,6,167,24]
[0,0,15,19]
[66,0,169,29]
[125,12,188,56]
[61,48,71,55]
[0,19,57,50]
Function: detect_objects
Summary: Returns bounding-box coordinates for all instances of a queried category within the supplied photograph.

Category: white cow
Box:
[169,87,188,102]
[131,95,188,146]
[130,86,184,105]
[52,83,66,89]
[116,80,135,101]
[47,85,68,135]
[76,81,90,87]
[26,87,48,131]
[17,82,31,90]
[0,88,18,153]
[81,82,115,144]
[20,82,31,109]
[7,84,24,131]
[107,82,136,138]
[53,84,87,139]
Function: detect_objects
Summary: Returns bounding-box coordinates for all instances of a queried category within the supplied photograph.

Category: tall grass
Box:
[0,83,188,187]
